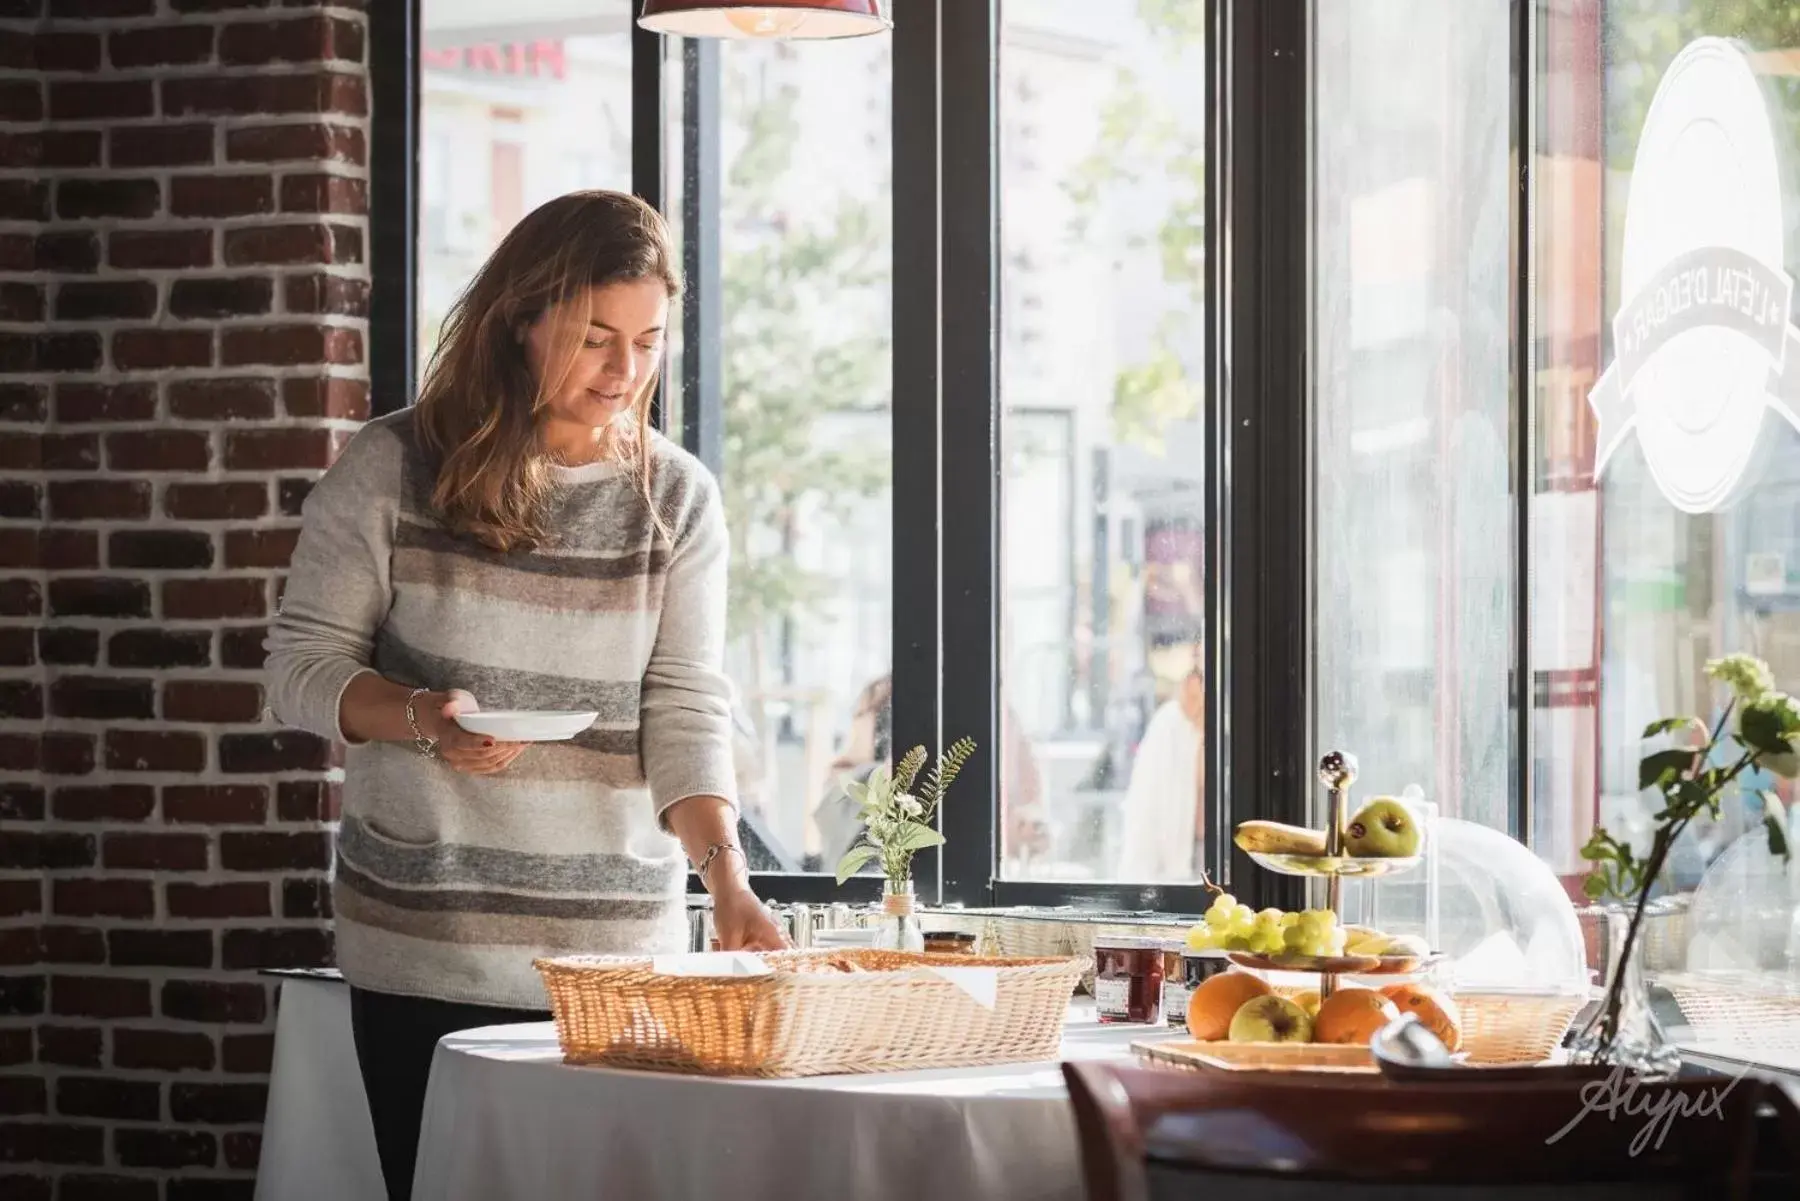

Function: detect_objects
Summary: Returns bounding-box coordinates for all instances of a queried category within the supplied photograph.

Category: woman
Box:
[266,190,784,1201]
[1118,662,1205,881]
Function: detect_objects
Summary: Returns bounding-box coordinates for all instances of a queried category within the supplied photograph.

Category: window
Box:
[703,37,894,876]
[998,0,1209,884]
[1534,1,1800,896]
[1310,0,1800,1070]
[417,1,634,373]
[1313,0,1518,836]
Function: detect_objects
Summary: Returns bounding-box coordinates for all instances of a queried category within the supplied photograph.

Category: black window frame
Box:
[374,0,1321,916]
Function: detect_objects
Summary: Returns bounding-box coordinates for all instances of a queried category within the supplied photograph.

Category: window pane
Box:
[418,1,636,376]
[1536,0,1800,1047]
[1313,0,1517,830]
[998,0,1208,882]
[705,40,894,875]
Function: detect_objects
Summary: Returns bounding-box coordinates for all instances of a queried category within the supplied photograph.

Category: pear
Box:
[1343,797,1421,858]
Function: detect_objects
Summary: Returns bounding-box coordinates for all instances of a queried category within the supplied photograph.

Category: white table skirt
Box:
[256,973,386,1201]
[411,1002,1145,1201]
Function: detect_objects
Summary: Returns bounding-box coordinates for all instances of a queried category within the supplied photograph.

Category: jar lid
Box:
[1181,948,1230,960]
[1093,935,1165,951]
[922,931,976,943]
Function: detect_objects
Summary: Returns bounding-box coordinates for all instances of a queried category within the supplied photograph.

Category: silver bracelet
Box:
[694,842,743,887]
[404,688,438,758]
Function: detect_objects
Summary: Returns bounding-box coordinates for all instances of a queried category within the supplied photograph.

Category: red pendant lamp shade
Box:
[638,0,889,40]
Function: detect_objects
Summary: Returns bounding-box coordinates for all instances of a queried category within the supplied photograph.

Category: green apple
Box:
[1227,995,1314,1043]
[1344,797,1422,858]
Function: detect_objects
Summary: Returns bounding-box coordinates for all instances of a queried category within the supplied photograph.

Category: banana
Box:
[1342,927,1391,955]
[1233,820,1329,857]
[1382,933,1431,958]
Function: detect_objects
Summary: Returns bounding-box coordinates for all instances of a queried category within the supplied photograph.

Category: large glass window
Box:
[998,0,1209,883]
[418,2,635,375]
[1534,0,1800,895]
[1313,0,1517,832]
[711,38,893,876]
[1315,0,1800,1068]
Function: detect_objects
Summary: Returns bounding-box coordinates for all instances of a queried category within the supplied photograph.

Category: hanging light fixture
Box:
[638,0,889,41]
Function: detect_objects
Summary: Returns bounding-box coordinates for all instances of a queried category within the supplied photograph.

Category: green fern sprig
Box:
[892,745,928,794]
[832,735,979,887]
[920,736,976,811]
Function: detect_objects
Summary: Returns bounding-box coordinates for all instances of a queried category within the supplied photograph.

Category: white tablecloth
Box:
[411,1002,1144,1201]
[256,974,385,1201]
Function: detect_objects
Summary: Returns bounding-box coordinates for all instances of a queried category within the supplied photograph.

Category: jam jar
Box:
[923,931,978,956]
[1182,949,1231,992]
[1092,935,1165,1024]
[1159,940,1192,1026]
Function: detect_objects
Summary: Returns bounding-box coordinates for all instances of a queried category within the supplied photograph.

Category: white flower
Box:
[1742,691,1800,779]
[1706,654,1776,703]
[897,793,923,818]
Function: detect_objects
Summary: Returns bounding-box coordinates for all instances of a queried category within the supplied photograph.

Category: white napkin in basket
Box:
[649,952,771,977]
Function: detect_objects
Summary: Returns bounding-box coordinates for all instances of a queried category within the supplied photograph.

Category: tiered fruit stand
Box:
[1227,751,1433,1001]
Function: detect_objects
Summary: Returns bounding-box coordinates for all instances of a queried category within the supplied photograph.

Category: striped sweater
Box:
[266,411,735,1008]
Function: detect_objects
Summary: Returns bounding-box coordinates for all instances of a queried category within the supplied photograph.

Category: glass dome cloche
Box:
[1340,816,1589,996]
[1661,822,1800,1070]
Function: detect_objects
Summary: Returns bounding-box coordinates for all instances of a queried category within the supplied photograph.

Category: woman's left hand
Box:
[712,885,787,952]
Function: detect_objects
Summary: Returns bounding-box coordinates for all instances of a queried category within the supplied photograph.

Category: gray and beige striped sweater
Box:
[266,410,735,1009]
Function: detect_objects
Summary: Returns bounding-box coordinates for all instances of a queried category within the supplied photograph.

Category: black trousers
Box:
[349,985,550,1201]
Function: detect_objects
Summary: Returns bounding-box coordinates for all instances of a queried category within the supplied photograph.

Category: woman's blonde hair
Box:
[414,190,680,552]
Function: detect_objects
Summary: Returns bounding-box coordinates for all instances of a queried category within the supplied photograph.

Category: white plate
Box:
[452,710,598,742]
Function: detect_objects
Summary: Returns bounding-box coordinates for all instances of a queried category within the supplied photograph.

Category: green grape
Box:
[1203,893,1239,929]
[1278,911,1300,929]
[1186,924,1220,952]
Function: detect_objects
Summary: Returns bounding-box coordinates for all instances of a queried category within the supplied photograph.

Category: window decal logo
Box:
[1589,37,1800,514]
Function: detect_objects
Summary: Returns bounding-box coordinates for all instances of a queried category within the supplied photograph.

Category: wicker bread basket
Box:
[534,948,1086,1078]
[1451,991,1587,1064]
[1664,970,1800,1061]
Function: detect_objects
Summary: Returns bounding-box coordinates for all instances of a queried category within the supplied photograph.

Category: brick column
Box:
[1,3,370,1197]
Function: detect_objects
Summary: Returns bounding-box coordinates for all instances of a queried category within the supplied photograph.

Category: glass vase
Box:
[873,878,925,953]
[1567,905,1681,1080]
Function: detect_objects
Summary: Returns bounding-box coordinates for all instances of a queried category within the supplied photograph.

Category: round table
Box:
[410,1000,1144,1201]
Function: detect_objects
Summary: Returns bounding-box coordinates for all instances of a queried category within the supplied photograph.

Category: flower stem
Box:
[1596,820,1682,1043]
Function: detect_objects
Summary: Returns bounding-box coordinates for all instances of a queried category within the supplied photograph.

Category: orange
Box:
[1186,971,1273,1041]
[1380,983,1463,1052]
[1312,987,1399,1045]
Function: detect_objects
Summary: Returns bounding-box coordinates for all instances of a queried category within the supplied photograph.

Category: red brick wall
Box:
[0,3,369,1197]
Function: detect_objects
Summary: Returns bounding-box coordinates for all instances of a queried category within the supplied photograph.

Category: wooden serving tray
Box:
[1134,1038,1376,1074]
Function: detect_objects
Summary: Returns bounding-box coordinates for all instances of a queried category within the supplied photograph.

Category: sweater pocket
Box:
[336,811,446,890]
[358,814,439,849]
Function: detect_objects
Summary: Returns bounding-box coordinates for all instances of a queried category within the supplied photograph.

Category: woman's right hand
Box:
[419,689,528,776]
